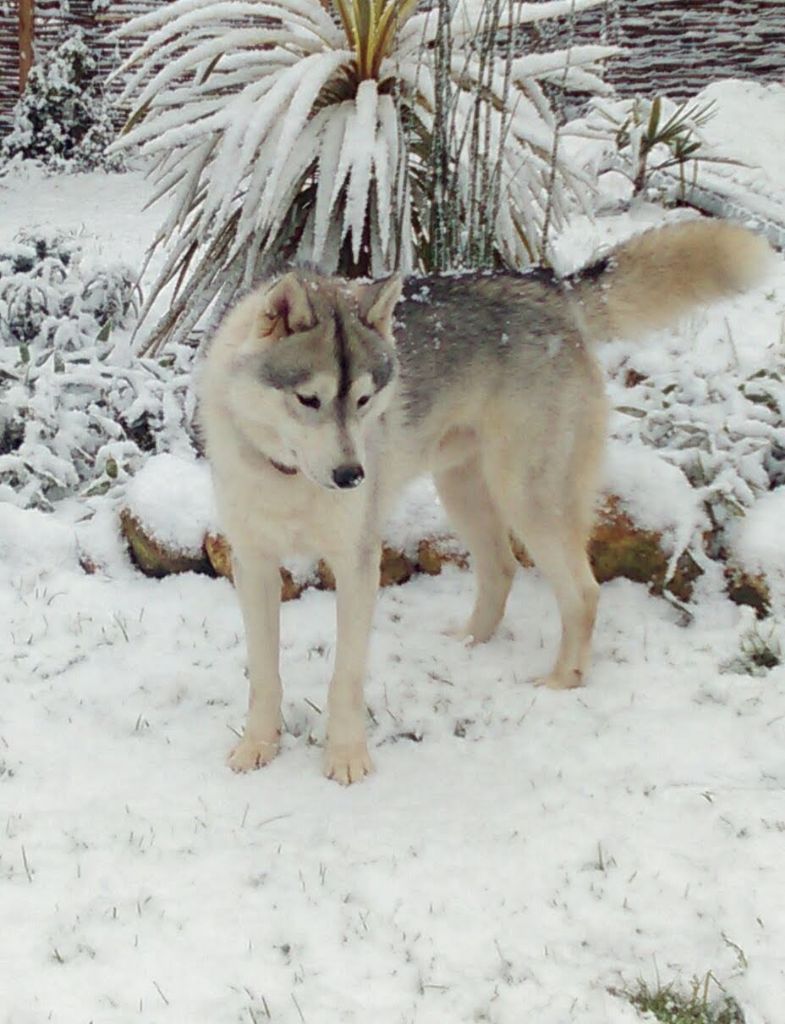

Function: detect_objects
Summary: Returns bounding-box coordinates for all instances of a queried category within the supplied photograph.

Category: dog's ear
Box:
[257,272,315,341]
[355,274,402,335]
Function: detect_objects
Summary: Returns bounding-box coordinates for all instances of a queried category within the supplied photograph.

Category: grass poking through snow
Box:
[618,974,746,1024]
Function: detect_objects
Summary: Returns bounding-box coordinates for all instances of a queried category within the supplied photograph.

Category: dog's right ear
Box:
[256,273,315,341]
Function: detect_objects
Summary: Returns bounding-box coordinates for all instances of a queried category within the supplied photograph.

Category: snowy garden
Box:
[1,2,785,1022]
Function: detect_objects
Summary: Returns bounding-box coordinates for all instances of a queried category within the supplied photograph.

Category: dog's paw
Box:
[227,734,280,773]
[444,618,504,646]
[534,669,584,690]
[443,621,487,646]
[324,741,374,785]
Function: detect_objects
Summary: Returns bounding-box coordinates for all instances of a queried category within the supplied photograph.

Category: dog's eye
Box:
[357,395,371,409]
[296,393,321,410]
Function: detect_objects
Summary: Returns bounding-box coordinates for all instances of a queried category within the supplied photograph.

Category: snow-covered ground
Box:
[2,81,785,1023]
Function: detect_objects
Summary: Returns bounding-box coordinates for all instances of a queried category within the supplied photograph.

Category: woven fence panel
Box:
[1,2,783,130]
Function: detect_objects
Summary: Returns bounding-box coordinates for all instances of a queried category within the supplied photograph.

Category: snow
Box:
[603,440,704,557]
[0,502,77,571]
[4,549,785,1022]
[385,477,453,557]
[731,487,785,584]
[2,78,785,1023]
[124,453,218,556]
[695,80,785,215]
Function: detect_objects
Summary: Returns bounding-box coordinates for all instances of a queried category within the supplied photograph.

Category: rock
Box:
[724,488,785,618]
[589,496,702,601]
[123,493,703,601]
[280,567,304,602]
[316,550,412,590]
[205,532,308,600]
[417,499,698,600]
[511,537,534,569]
[380,545,413,586]
[205,532,232,579]
[724,566,771,619]
[316,559,335,591]
[416,536,469,574]
[120,509,213,578]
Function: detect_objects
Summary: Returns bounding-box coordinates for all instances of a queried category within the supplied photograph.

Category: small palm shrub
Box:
[111,0,615,352]
[588,94,733,198]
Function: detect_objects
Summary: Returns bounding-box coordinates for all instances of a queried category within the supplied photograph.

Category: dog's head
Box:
[229,270,401,490]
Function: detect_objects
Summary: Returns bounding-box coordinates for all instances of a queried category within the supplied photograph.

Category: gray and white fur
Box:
[200,220,771,783]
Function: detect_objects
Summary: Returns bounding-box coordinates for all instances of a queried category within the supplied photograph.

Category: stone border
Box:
[119,494,732,606]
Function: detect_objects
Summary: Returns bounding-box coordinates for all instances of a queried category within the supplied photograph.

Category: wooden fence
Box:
[597,0,785,99]
[1,1,784,130]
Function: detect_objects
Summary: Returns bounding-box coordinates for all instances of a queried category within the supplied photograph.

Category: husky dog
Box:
[200,220,769,783]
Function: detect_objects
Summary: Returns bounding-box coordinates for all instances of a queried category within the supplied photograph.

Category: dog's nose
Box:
[332,463,365,489]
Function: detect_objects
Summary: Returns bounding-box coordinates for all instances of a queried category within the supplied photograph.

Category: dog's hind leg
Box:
[520,517,599,690]
[435,456,518,644]
[498,479,599,688]
[228,549,283,772]
[324,543,380,784]
[487,435,601,689]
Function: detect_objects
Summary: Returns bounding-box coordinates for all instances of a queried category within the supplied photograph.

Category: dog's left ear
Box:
[355,274,402,334]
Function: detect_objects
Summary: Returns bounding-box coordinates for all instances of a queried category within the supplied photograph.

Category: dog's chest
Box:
[215,465,370,559]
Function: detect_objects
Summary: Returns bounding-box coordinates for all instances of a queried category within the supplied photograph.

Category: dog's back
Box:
[392,219,771,419]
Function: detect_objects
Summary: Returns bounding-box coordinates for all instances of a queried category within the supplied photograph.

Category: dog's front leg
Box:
[228,550,283,772]
[324,545,380,784]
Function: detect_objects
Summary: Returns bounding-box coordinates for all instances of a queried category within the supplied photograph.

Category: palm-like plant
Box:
[112,0,615,353]
[606,95,722,195]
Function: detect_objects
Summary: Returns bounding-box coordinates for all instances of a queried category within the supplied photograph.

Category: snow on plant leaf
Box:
[345,80,380,262]
[260,110,336,271]
[128,29,284,108]
[1,29,123,173]
[372,110,393,260]
[258,50,353,227]
[313,102,353,263]
[327,100,363,247]
[448,0,608,39]
[0,233,170,510]
[114,0,335,58]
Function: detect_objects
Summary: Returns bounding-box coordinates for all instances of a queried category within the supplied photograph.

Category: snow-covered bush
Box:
[1,30,123,173]
[0,230,135,354]
[605,319,785,560]
[0,230,197,509]
[111,0,616,352]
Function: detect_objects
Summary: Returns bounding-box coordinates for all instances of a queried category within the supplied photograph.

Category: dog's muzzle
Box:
[332,463,365,489]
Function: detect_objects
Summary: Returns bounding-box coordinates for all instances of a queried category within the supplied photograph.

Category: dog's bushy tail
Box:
[574,220,772,340]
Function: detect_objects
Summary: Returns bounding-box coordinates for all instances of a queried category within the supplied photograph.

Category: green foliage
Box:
[601,96,722,198]
[623,976,745,1024]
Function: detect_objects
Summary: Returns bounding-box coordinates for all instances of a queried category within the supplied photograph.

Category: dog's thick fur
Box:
[200,220,770,783]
